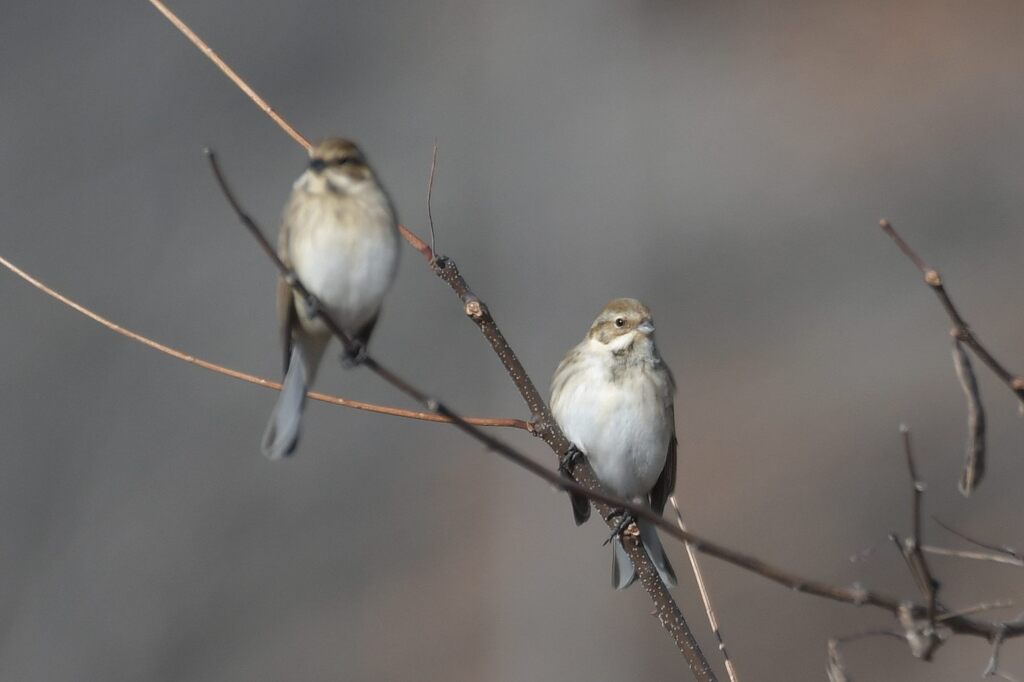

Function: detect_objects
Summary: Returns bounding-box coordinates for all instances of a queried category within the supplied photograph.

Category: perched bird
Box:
[262,138,400,459]
[551,298,678,589]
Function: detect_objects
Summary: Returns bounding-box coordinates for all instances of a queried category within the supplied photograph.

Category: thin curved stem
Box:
[0,253,527,430]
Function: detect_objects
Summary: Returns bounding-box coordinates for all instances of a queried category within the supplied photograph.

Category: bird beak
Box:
[309,158,327,173]
[637,320,655,335]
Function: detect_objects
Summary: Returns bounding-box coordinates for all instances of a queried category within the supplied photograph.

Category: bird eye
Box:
[333,158,354,166]
[614,318,625,327]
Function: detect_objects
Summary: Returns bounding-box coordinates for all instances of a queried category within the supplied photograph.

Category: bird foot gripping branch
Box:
[603,509,640,545]
[339,341,369,369]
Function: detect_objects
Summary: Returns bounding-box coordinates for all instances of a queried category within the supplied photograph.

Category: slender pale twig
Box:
[952,337,986,494]
[427,140,439,260]
[0,254,526,430]
[933,517,1022,562]
[935,600,1014,622]
[898,425,940,647]
[880,219,1024,497]
[672,496,740,682]
[146,0,310,152]
[922,546,1024,568]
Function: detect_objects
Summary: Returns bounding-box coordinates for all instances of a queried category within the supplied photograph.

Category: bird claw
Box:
[602,509,637,546]
[340,341,368,368]
[301,293,321,319]
[558,445,584,478]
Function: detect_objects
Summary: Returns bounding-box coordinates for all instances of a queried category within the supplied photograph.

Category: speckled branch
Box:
[398,228,717,680]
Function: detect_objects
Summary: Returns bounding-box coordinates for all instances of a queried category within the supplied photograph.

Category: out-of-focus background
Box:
[2,1,1023,679]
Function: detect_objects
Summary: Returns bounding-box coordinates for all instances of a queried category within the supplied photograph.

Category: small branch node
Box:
[464,297,484,319]
[924,269,942,287]
[897,602,942,660]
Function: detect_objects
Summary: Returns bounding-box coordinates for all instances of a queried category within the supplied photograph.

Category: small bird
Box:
[262,138,400,459]
[551,298,678,589]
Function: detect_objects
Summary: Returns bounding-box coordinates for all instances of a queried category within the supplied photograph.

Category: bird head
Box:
[305,138,375,193]
[587,298,656,353]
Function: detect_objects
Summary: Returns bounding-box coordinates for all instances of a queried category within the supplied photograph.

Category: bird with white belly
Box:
[262,138,400,459]
[551,298,678,589]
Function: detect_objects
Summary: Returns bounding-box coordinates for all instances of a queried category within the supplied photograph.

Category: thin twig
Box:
[427,140,439,261]
[933,517,1022,561]
[921,546,1024,568]
[672,496,740,682]
[0,253,525,430]
[934,600,1014,622]
[985,626,1007,677]
[146,0,311,152]
[952,337,987,495]
[899,425,940,642]
[879,219,1024,406]
[827,632,905,682]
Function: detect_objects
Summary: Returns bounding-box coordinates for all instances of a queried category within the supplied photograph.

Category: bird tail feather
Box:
[638,517,677,587]
[611,518,677,590]
[612,538,637,590]
[261,345,309,459]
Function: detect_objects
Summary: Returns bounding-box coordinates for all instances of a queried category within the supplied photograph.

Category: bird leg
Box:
[339,341,368,368]
[602,508,638,546]
[558,444,585,478]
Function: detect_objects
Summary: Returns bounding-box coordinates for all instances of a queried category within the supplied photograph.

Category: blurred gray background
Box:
[2,1,1024,679]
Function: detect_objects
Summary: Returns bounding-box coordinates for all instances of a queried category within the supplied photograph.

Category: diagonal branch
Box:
[672,496,741,682]
[879,219,1024,406]
[896,425,941,658]
[933,517,1023,562]
[147,0,310,152]
[880,220,1023,497]
[0,253,525,430]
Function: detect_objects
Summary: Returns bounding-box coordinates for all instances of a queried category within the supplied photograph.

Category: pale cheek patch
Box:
[606,332,637,354]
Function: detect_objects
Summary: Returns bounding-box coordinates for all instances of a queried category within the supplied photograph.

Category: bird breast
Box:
[552,344,673,499]
[286,187,398,334]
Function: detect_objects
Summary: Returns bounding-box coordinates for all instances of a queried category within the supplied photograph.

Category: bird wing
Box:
[650,422,677,515]
[276,275,297,374]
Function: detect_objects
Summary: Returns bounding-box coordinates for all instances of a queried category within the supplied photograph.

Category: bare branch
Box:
[933,517,1022,561]
[427,140,439,261]
[672,496,740,682]
[935,600,1014,622]
[922,545,1024,568]
[146,0,311,152]
[0,254,525,430]
[985,626,1007,678]
[879,219,1024,410]
[897,425,941,657]
[952,337,986,495]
